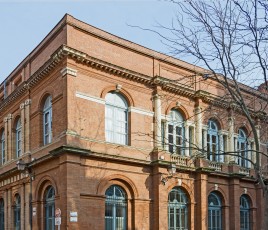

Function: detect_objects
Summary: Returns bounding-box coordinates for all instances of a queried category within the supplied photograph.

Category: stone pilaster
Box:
[153,94,162,149]
[227,116,235,163]
[24,99,31,153]
[7,114,13,161]
[20,103,25,156]
[194,104,203,155]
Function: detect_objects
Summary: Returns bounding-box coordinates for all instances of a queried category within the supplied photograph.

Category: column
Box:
[7,114,13,161]
[227,117,235,163]
[218,131,224,162]
[20,184,25,230]
[255,124,261,167]
[184,122,190,156]
[7,188,12,229]
[194,104,203,155]
[24,182,31,230]
[202,125,208,158]
[4,117,8,163]
[4,189,8,229]
[24,99,31,153]
[196,173,208,229]
[20,103,25,155]
[153,93,162,149]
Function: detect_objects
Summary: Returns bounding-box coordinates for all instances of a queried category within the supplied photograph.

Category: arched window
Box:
[167,110,185,155]
[16,119,22,158]
[1,130,5,164]
[105,92,128,145]
[105,185,127,230]
[14,194,20,230]
[237,129,249,168]
[0,199,4,230]
[208,192,222,230]
[43,96,52,145]
[45,186,55,230]
[168,187,188,230]
[240,195,250,230]
[207,120,221,162]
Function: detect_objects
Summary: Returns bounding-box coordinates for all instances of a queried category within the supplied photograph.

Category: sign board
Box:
[55,208,61,217]
[70,217,78,222]
[70,211,78,222]
[55,217,61,226]
[32,207,37,217]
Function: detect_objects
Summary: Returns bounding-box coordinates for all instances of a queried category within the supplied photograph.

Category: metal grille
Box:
[168,187,188,230]
[105,185,127,230]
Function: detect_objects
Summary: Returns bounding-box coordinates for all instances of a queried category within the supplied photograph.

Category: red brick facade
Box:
[0,14,267,229]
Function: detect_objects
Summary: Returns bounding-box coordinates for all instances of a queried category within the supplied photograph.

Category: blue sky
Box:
[0,0,177,82]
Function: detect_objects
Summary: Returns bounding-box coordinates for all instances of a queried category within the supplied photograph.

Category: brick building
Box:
[0,14,267,230]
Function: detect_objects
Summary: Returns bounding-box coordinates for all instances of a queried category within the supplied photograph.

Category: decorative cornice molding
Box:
[0,44,267,123]
[61,67,77,77]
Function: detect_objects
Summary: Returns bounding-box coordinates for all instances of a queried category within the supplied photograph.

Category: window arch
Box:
[105,92,128,145]
[0,198,4,230]
[207,120,222,162]
[14,194,20,230]
[167,109,185,155]
[105,185,127,230]
[45,186,55,230]
[208,192,222,230]
[1,130,5,164]
[240,195,251,230]
[168,187,188,230]
[43,96,52,145]
[237,129,249,168]
[15,118,22,158]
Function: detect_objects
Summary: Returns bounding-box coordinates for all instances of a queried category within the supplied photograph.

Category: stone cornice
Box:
[0,44,267,122]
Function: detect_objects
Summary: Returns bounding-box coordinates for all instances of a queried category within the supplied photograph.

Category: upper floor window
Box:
[16,119,22,158]
[105,92,128,145]
[237,129,249,168]
[207,120,220,162]
[1,130,5,164]
[240,195,251,230]
[167,110,185,155]
[14,194,20,230]
[43,96,52,145]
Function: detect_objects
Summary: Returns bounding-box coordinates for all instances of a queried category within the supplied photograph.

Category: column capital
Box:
[20,103,25,110]
[7,114,12,120]
[24,99,32,106]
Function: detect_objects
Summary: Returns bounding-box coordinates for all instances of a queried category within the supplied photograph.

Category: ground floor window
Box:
[168,187,188,230]
[240,195,250,230]
[14,194,20,230]
[208,192,222,230]
[45,186,55,230]
[105,185,127,230]
[0,199,4,229]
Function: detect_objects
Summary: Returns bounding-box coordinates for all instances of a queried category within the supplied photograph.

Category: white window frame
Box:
[1,131,5,164]
[105,92,128,145]
[237,129,249,168]
[43,96,52,145]
[240,195,251,230]
[208,192,222,230]
[207,120,222,162]
[166,109,185,155]
[16,119,22,158]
